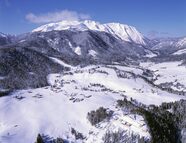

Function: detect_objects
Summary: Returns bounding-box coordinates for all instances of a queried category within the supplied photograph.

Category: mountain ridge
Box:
[32,20,147,45]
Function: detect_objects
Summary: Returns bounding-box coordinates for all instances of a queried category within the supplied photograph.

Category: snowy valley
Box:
[0,20,186,143]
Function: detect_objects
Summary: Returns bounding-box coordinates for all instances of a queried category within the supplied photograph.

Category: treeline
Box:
[0,47,63,91]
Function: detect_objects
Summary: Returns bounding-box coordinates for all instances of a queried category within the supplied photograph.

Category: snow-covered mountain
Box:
[0,32,7,38]
[150,37,186,57]
[17,29,154,64]
[176,37,186,48]
[0,32,12,46]
[33,20,147,45]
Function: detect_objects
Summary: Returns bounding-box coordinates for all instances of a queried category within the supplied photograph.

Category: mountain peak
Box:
[0,32,7,38]
[176,37,186,48]
[32,20,146,45]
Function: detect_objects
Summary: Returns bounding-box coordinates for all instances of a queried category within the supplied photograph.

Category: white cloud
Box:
[25,10,91,24]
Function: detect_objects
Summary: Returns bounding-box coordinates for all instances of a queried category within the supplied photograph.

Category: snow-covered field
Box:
[141,61,186,92]
[0,64,185,143]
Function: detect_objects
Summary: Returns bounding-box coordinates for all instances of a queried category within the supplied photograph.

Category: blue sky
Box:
[0,0,185,38]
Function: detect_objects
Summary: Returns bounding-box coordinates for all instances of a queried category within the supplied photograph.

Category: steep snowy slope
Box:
[176,37,186,48]
[0,32,12,46]
[33,20,147,45]
[0,32,7,38]
[172,37,186,55]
